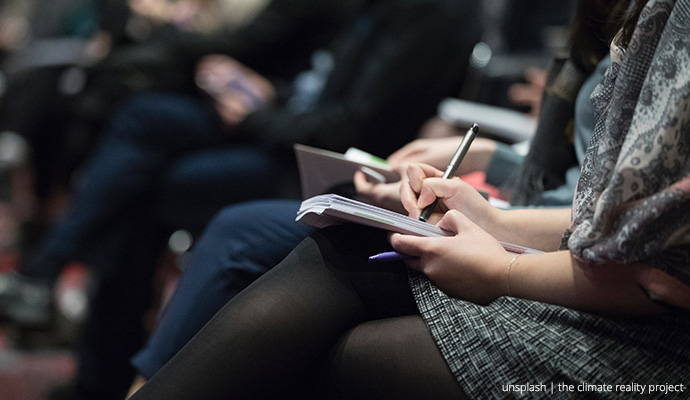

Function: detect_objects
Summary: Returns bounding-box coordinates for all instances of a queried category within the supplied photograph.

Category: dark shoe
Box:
[0,271,53,329]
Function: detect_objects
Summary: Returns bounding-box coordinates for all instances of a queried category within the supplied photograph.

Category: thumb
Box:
[389,232,429,258]
[436,210,468,234]
[417,177,463,209]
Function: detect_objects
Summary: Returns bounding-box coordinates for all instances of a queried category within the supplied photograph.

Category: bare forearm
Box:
[507,251,665,316]
[486,208,571,251]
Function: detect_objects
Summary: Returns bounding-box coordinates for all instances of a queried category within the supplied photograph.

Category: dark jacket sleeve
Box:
[171,0,362,80]
[240,0,482,157]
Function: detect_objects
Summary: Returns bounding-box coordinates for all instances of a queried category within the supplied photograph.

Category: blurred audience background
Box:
[0,1,577,399]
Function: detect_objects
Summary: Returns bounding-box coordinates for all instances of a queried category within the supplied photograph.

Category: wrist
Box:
[479,205,507,241]
[505,254,522,297]
[483,251,517,303]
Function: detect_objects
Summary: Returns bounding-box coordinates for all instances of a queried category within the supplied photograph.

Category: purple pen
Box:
[368,251,412,262]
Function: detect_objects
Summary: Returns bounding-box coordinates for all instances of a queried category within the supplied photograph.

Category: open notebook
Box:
[297,194,540,255]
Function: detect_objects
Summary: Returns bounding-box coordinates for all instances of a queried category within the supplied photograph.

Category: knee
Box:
[206,200,301,239]
[195,201,306,276]
[205,203,258,238]
[104,93,194,146]
[190,203,268,274]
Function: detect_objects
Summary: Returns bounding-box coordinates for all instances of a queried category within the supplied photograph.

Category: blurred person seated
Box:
[455,0,576,111]
[1,1,483,399]
[0,0,326,255]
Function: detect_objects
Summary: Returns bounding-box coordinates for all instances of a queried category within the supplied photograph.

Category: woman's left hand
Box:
[390,209,513,304]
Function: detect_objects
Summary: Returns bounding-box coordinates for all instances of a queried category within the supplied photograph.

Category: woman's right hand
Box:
[400,163,500,231]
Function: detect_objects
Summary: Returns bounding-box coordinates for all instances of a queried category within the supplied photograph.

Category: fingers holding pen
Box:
[416,177,463,212]
[400,163,443,218]
[405,163,443,193]
[402,162,476,219]
[401,163,501,240]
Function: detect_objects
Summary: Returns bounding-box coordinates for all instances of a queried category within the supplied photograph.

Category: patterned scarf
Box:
[564,0,690,308]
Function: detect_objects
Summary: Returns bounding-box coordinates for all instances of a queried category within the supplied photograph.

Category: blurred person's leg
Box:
[66,153,279,399]
[0,131,31,249]
[152,147,281,233]
[131,200,313,381]
[18,93,229,284]
[0,92,277,328]
[0,67,79,203]
[72,212,166,400]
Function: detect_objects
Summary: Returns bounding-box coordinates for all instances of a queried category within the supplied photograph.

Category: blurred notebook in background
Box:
[294,144,399,199]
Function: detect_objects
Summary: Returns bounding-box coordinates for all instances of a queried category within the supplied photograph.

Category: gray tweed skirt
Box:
[409,272,690,399]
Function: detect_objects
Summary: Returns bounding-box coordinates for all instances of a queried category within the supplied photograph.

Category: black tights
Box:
[130,226,467,399]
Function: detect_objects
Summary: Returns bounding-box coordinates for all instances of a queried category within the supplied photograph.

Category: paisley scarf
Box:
[564,0,690,309]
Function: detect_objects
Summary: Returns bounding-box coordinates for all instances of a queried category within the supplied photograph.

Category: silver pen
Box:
[419,123,479,222]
